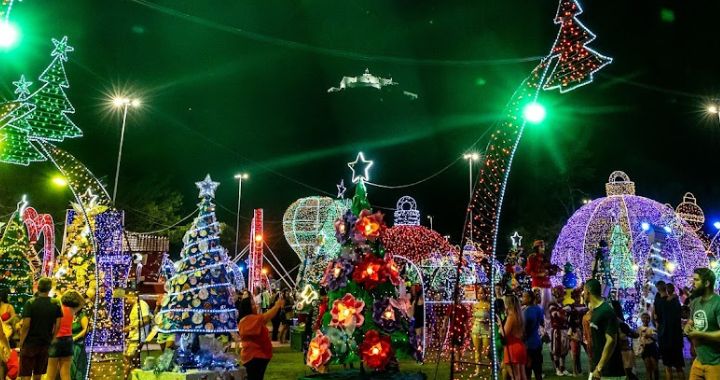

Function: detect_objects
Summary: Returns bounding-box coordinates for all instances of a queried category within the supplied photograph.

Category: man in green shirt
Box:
[685,267,720,379]
[584,279,624,380]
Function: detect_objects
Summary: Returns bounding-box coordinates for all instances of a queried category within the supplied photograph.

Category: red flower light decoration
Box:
[355,210,385,241]
[306,331,332,370]
[352,256,385,289]
[385,259,400,286]
[360,330,393,370]
[330,293,365,329]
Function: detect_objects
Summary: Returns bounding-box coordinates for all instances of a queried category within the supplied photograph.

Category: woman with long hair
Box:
[46,290,84,380]
[237,291,285,380]
[472,285,491,375]
[501,295,527,380]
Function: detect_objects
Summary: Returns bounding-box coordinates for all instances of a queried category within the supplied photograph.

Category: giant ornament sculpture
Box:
[551,171,708,289]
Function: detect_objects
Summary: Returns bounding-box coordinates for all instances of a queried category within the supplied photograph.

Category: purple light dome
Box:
[551,171,708,289]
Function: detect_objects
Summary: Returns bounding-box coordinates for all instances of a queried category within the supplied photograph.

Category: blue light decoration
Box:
[463,1,612,378]
[62,208,129,354]
[56,208,130,353]
[157,175,238,370]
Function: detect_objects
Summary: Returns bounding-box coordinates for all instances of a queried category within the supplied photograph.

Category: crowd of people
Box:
[1,255,719,380]
[488,257,720,380]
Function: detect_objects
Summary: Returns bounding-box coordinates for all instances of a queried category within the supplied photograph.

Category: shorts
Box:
[689,360,720,380]
[641,343,659,359]
[49,336,74,358]
[19,345,49,377]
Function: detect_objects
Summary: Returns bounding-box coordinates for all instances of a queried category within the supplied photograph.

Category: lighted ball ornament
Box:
[551,171,708,290]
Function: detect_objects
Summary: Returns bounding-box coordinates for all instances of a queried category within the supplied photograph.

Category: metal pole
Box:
[234,178,242,258]
[468,159,473,241]
[112,104,129,203]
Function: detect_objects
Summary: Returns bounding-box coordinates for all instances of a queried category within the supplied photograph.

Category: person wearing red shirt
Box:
[525,240,552,317]
[45,290,84,380]
[237,293,284,380]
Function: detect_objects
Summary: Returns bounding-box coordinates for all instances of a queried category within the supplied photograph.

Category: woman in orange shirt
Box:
[46,290,84,380]
[237,292,284,380]
[501,295,527,380]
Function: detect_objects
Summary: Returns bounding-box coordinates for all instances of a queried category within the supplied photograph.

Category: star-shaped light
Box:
[78,188,99,209]
[12,76,32,100]
[336,179,347,199]
[51,36,74,62]
[347,152,373,183]
[195,174,220,199]
[511,231,523,248]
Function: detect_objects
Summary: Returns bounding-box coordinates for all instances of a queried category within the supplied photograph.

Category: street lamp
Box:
[426,215,434,230]
[111,96,141,203]
[707,102,720,125]
[234,173,249,258]
[463,152,480,240]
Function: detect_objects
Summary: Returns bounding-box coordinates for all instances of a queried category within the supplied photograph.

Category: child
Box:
[638,312,659,380]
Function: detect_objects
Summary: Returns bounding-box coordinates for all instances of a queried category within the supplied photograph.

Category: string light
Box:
[543,0,613,93]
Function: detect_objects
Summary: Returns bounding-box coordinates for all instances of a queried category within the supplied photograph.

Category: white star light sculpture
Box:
[511,231,523,249]
[347,152,373,183]
[12,75,32,99]
[336,179,347,199]
[78,188,100,209]
[196,174,220,198]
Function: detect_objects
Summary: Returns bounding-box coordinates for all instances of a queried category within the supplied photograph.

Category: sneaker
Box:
[556,369,564,376]
[562,370,571,376]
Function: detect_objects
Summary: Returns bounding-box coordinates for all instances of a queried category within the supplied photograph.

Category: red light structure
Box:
[248,208,265,295]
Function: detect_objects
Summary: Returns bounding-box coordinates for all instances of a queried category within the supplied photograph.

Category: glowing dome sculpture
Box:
[551,171,708,289]
[283,196,348,260]
[283,196,349,293]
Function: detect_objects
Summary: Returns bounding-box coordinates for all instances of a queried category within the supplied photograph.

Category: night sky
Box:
[1,0,720,274]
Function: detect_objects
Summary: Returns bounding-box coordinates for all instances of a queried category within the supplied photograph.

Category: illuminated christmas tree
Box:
[0,201,34,314]
[609,224,636,289]
[0,98,44,165]
[544,0,612,92]
[23,36,82,142]
[307,156,417,371]
[157,175,238,361]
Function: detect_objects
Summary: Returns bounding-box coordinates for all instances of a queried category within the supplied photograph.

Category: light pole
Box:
[426,215,434,230]
[111,96,141,203]
[463,152,480,241]
[234,173,249,258]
